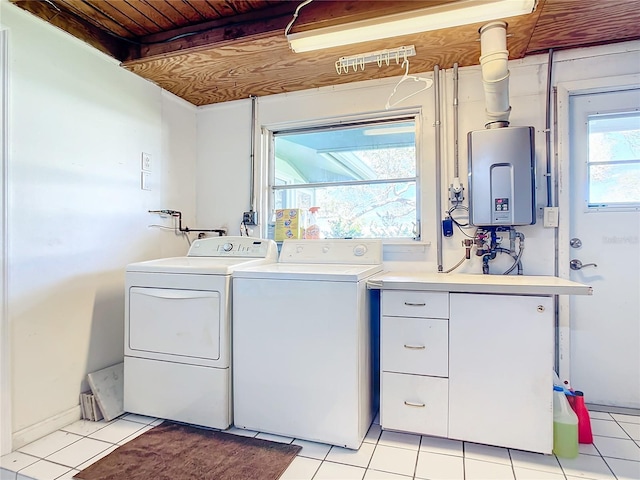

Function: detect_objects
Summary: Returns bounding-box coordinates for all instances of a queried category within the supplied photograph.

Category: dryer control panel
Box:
[279,239,382,265]
[188,236,277,258]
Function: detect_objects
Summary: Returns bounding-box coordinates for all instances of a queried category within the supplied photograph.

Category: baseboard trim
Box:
[11,405,81,450]
[587,403,640,416]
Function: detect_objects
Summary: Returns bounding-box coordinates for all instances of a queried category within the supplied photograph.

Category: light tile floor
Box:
[1,409,638,480]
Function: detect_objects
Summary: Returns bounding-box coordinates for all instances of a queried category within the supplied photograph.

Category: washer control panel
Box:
[279,239,382,264]
[188,236,277,258]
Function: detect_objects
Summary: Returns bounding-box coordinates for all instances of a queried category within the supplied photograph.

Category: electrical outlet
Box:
[242,211,258,225]
[449,183,464,203]
[141,152,152,172]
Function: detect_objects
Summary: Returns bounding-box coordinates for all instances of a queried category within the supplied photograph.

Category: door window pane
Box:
[587,112,640,207]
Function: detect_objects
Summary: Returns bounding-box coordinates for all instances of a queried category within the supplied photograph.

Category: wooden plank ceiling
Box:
[10,0,640,106]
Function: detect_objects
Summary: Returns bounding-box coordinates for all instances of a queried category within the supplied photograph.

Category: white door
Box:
[128,287,221,361]
[568,88,640,408]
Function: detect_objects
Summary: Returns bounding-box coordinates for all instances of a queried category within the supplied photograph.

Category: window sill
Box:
[383,241,431,253]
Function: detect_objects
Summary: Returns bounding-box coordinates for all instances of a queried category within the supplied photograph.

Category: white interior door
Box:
[568,88,640,408]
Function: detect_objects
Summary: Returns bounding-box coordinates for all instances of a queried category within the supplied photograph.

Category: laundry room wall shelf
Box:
[335,45,415,75]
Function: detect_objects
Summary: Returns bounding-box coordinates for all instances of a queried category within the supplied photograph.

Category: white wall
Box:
[196,101,254,236]
[196,41,640,276]
[1,2,197,448]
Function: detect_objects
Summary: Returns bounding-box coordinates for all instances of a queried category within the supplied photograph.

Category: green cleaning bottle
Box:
[552,385,579,458]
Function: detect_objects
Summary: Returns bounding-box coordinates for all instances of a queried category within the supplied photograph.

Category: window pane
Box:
[587,112,640,206]
[274,121,415,185]
[588,113,640,163]
[589,163,640,204]
[274,182,416,239]
[271,118,418,239]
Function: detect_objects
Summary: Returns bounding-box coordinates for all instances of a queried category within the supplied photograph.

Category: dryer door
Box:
[128,287,221,361]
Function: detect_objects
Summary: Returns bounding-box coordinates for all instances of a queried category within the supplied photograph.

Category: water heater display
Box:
[495,198,509,211]
[468,126,536,226]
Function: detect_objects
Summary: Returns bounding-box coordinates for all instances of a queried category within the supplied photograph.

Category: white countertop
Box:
[367,272,592,296]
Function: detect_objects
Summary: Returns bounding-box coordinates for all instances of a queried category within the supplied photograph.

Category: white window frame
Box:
[261,110,423,241]
[584,110,640,212]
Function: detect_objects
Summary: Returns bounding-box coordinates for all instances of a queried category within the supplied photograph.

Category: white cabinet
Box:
[380,290,450,437]
[379,290,554,454]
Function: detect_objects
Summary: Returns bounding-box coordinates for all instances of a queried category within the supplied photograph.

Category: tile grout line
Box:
[461,439,467,480]
[364,435,379,477]
[611,415,639,442]
[589,438,621,479]
[507,448,517,480]
[413,434,423,480]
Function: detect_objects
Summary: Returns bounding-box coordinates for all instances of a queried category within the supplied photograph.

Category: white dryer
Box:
[124,236,277,429]
[232,239,383,449]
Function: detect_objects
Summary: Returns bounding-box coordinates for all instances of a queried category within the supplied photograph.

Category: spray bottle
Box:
[305,207,321,239]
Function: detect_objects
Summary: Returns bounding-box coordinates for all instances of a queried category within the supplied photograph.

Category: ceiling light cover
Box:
[287,0,537,53]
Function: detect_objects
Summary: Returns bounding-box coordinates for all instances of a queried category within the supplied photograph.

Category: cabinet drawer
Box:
[382,291,449,319]
[382,316,448,377]
[381,372,448,437]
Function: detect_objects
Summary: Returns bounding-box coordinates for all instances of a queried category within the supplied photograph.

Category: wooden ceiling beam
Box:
[125,2,301,63]
[9,0,130,60]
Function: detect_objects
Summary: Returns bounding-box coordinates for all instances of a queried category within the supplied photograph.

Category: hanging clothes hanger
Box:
[385,57,433,110]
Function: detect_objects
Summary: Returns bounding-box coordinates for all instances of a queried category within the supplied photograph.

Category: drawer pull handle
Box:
[404,302,426,307]
[404,401,425,408]
[403,344,426,350]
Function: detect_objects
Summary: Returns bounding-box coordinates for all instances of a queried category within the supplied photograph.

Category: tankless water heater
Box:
[468,126,536,226]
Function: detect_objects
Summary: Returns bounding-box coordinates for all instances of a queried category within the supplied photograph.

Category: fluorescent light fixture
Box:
[287,0,537,53]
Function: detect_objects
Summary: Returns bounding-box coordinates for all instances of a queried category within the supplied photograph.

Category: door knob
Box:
[570,259,597,270]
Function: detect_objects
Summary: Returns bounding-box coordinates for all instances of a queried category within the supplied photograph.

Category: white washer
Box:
[124,236,277,429]
[232,239,383,449]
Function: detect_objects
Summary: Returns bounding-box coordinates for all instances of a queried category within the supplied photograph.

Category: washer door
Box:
[128,287,221,361]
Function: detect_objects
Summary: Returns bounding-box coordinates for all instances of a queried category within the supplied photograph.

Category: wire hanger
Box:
[385,56,433,110]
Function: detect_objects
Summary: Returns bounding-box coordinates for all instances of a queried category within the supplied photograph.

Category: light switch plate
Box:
[543,206,559,227]
[141,171,151,191]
